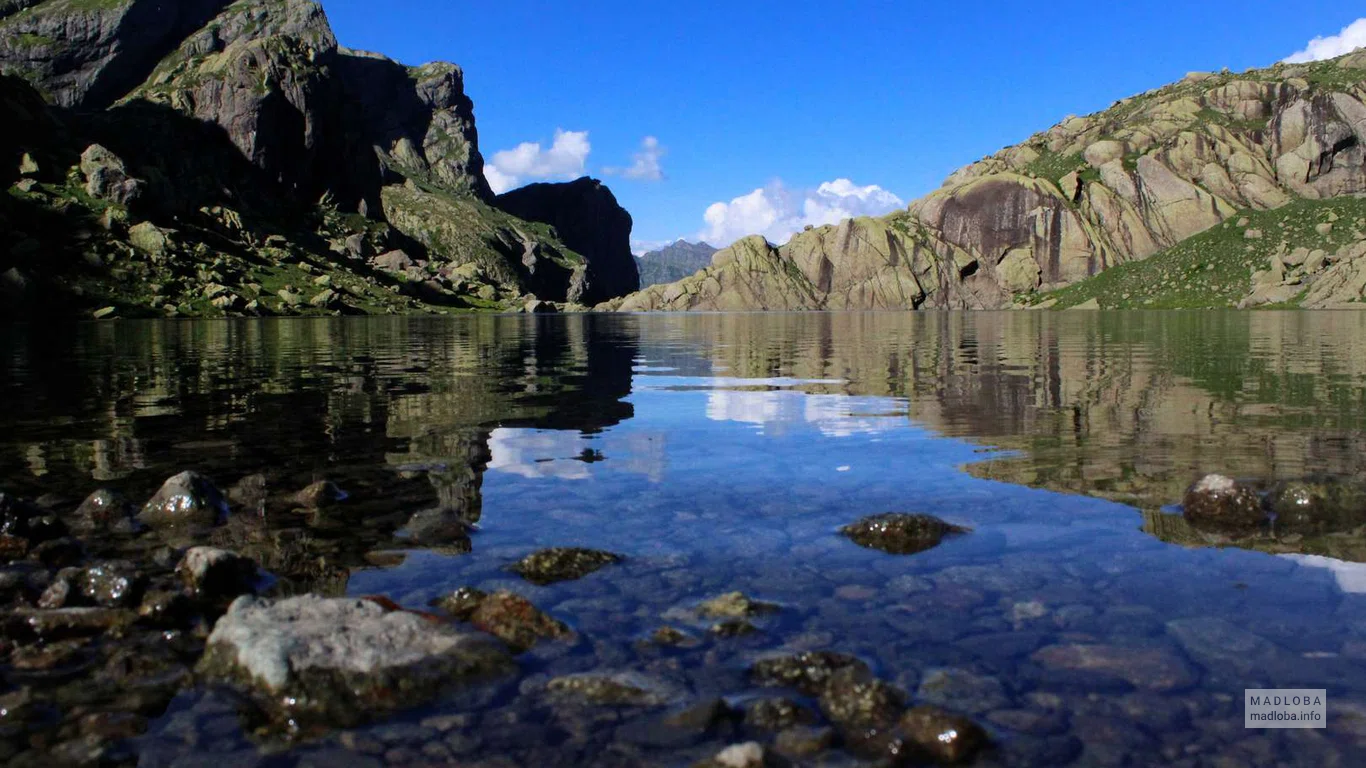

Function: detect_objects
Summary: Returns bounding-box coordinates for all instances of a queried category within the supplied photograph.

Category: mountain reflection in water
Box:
[4,311,1366,765]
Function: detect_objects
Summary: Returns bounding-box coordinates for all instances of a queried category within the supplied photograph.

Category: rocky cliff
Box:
[614,50,1366,312]
[495,177,639,305]
[0,0,637,318]
[636,240,717,287]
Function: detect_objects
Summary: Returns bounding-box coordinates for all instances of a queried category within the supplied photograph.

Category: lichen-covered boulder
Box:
[1182,474,1264,530]
[198,595,514,727]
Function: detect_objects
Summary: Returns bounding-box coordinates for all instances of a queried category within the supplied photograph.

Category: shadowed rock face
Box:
[496,177,639,303]
[0,0,490,214]
[117,0,486,216]
[0,0,233,109]
[613,53,1366,312]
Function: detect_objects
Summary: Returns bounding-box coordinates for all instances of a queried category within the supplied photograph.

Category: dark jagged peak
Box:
[495,177,638,303]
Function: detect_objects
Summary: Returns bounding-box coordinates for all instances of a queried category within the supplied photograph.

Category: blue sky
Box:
[320,2,1365,251]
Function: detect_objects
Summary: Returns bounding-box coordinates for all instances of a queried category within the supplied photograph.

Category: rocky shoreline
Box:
[0,466,994,765]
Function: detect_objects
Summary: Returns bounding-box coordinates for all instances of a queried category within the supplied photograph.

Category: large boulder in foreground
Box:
[495,177,639,304]
[198,595,515,727]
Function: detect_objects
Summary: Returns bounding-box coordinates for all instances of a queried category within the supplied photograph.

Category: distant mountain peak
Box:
[635,240,719,287]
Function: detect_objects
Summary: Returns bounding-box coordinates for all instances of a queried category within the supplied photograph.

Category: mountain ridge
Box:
[611,50,1366,312]
[635,240,717,287]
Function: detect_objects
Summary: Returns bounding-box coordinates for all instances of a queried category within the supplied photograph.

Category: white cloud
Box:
[1284,18,1366,63]
[606,136,665,181]
[484,128,591,194]
[697,178,904,247]
[483,165,516,195]
[631,238,673,256]
[487,428,591,480]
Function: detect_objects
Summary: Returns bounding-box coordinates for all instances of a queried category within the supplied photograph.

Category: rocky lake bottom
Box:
[3,311,1366,766]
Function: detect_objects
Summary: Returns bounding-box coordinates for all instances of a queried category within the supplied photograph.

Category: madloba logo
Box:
[1248,694,1323,707]
[1245,689,1327,729]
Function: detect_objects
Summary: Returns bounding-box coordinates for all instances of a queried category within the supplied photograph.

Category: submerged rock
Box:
[198,595,514,728]
[840,513,969,554]
[137,471,228,529]
[896,705,991,764]
[9,607,136,641]
[742,697,818,731]
[693,742,777,768]
[70,489,135,532]
[0,492,65,545]
[467,590,573,652]
[1181,474,1264,530]
[917,668,1012,714]
[772,725,835,758]
[545,672,673,706]
[1031,643,1197,692]
[398,508,472,547]
[79,560,146,608]
[292,480,347,509]
[698,591,779,619]
[434,586,488,620]
[1266,477,1366,532]
[31,536,84,567]
[710,619,759,637]
[818,666,905,737]
[138,589,194,627]
[810,664,992,764]
[176,547,259,601]
[751,651,871,696]
[222,472,265,513]
[509,547,623,585]
[649,626,695,646]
